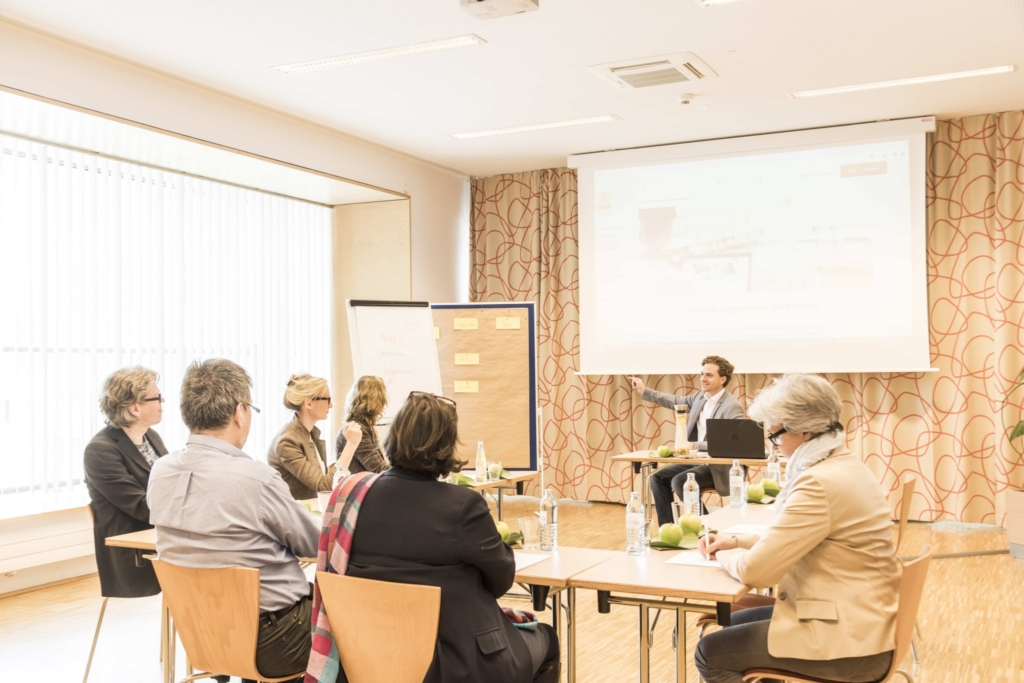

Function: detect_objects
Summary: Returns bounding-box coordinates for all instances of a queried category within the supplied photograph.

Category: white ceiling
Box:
[0,0,1021,178]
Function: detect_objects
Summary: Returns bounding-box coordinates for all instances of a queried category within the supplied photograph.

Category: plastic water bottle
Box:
[682,471,701,518]
[730,459,746,508]
[766,451,781,487]
[475,441,487,482]
[540,489,558,550]
[625,492,645,556]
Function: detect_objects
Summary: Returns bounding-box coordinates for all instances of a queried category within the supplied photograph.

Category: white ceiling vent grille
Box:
[590,53,717,90]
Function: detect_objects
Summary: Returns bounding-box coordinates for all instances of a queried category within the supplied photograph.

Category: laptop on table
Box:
[706,419,767,460]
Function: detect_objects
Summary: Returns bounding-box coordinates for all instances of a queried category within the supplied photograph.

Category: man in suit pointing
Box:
[629,355,745,526]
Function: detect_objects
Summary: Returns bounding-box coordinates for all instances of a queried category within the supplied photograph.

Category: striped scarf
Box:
[303,471,380,683]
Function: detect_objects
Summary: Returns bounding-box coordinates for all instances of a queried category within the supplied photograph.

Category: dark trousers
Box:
[242,595,323,683]
[695,606,894,683]
[522,622,561,683]
[651,463,715,526]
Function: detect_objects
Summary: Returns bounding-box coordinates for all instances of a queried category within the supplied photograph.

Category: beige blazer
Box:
[267,415,335,500]
[716,450,899,660]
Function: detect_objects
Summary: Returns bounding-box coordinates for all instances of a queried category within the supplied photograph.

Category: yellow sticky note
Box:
[495,316,521,330]
[454,381,479,393]
[434,326,440,339]
[454,318,479,330]
[454,353,480,365]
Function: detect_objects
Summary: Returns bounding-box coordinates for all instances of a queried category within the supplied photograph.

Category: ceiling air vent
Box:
[590,53,717,90]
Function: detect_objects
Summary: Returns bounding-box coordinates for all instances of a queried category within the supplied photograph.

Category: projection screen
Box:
[570,117,935,375]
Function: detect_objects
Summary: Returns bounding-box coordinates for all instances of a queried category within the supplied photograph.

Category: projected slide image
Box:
[591,138,913,345]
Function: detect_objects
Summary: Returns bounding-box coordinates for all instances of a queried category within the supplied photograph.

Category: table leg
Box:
[639,465,652,525]
[567,587,577,683]
[162,600,173,683]
[675,608,687,683]
[497,487,504,521]
[550,590,560,636]
[638,605,651,683]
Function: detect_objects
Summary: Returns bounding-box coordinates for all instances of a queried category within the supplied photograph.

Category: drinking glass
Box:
[671,501,684,525]
[518,516,541,550]
[643,520,654,547]
[488,461,503,481]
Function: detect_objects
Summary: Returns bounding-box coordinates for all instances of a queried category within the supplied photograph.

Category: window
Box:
[0,135,332,510]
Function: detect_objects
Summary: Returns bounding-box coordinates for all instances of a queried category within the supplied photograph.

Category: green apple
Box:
[495,520,510,542]
[658,523,684,546]
[656,445,672,457]
[762,479,780,497]
[747,484,765,503]
[679,513,702,535]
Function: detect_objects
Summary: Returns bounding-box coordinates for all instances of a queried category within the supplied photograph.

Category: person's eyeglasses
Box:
[767,427,787,446]
[141,395,164,403]
[409,390,456,407]
[313,397,332,404]
[246,403,261,414]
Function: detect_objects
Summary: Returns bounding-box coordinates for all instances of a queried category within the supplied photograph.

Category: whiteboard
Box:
[347,300,443,423]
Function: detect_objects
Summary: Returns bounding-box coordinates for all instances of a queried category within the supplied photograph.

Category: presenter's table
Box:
[462,470,540,521]
[610,451,786,524]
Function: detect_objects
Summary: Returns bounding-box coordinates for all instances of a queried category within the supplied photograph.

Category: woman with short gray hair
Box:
[695,374,899,683]
[84,366,168,598]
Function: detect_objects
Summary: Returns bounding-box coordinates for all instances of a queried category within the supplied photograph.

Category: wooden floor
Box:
[1,495,1021,682]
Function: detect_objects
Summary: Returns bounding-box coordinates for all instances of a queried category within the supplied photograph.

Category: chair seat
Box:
[743,668,840,683]
[697,593,777,625]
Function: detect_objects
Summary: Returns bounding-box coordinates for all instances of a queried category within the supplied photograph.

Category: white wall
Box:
[0,19,470,594]
[0,18,470,303]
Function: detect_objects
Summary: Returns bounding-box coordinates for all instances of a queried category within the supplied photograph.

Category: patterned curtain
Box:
[469,112,1024,524]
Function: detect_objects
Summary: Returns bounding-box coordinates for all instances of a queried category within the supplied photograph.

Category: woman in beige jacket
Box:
[696,374,899,683]
[268,374,362,500]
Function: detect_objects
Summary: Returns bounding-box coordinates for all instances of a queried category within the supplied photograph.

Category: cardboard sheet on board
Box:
[432,306,532,469]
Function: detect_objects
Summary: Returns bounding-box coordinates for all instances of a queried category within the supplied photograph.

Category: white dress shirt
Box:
[697,389,725,442]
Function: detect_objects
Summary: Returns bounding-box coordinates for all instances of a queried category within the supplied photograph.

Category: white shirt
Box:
[697,390,725,442]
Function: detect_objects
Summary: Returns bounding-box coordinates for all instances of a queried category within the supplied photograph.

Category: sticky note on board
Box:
[454,381,479,393]
[434,327,440,339]
[495,317,521,330]
[454,353,480,365]
[454,318,479,330]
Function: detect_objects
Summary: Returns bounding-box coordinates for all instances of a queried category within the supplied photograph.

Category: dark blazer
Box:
[641,388,746,496]
[335,417,389,474]
[346,467,533,683]
[83,426,167,598]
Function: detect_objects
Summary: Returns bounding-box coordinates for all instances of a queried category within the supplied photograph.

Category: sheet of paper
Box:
[454,380,479,393]
[495,316,521,330]
[665,551,722,568]
[514,552,553,571]
[454,317,479,330]
[455,352,480,365]
[434,326,441,339]
[722,524,770,536]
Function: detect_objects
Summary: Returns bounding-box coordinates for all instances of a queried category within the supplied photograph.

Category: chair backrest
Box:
[886,545,932,678]
[152,560,264,681]
[316,572,441,683]
[895,475,916,553]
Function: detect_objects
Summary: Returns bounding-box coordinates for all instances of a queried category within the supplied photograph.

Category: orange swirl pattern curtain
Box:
[469,112,1024,524]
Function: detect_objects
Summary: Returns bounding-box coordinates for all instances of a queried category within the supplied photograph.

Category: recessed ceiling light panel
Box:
[274,35,487,73]
[790,65,1015,98]
[452,115,620,139]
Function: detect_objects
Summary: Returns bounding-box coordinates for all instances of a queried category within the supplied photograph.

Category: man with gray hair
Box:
[148,359,321,683]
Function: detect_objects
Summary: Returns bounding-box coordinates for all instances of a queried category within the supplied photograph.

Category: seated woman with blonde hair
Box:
[268,374,362,501]
[695,373,898,683]
[335,375,389,474]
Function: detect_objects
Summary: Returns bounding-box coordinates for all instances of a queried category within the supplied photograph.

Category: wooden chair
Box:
[895,476,917,555]
[316,572,441,683]
[743,544,933,683]
[151,560,303,683]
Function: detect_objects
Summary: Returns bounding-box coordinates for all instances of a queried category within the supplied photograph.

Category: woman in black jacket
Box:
[335,375,389,474]
[343,391,560,683]
[83,366,168,598]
